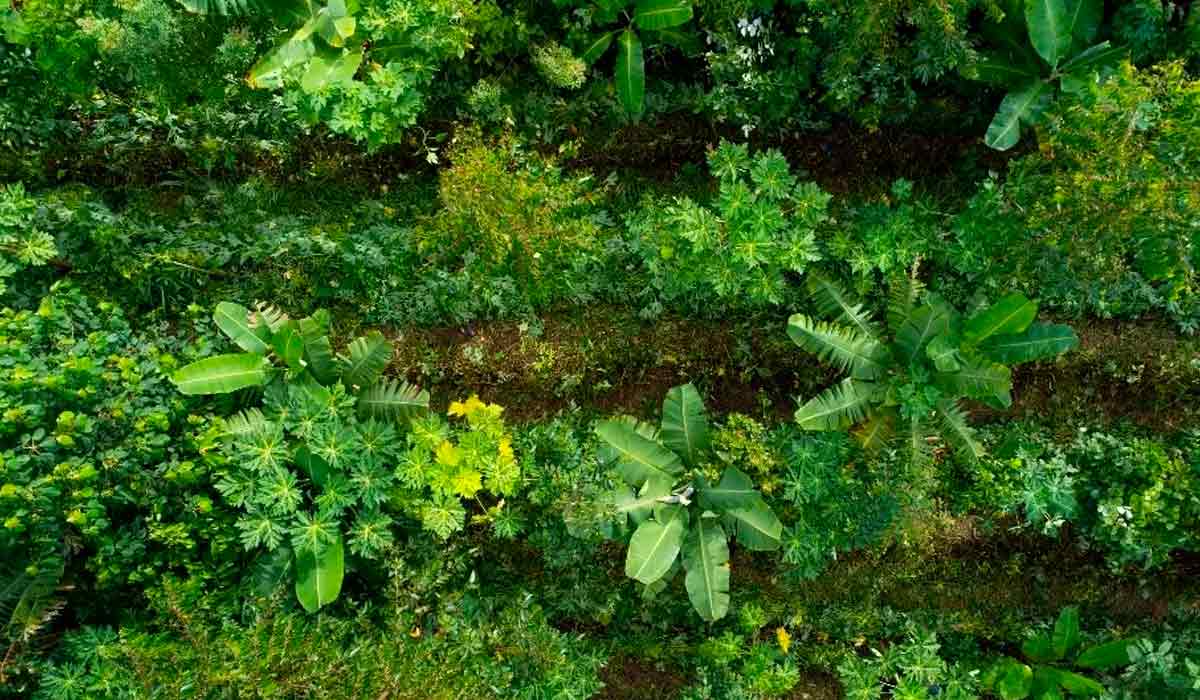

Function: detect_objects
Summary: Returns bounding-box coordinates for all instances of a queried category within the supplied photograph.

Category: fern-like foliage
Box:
[936,399,984,460]
[357,379,430,422]
[786,315,888,380]
[794,379,878,431]
[807,274,881,342]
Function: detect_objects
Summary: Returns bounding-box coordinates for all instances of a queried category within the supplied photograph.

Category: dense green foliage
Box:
[2,0,1199,697]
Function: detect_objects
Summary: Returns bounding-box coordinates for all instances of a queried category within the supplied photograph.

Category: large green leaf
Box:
[993,658,1034,700]
[937,358,1013,407]
[300,48,362,93]
[596,419,683,488]
[1052,606,1081,658]
[1075,639,1133,670]
[294,533,344,613]
[298,311,337,384]
[963,292,1038,344]
[180,0,305,16]
[1030,667,1067,700]
[614,478,673,526]
[787,315,888,380]
[727,497,782,551]
[1063,0,1102,51]
[926,333,963,372]
[1022,633,1057,663]
[213,302,270,354]
[660,383,710,465]
[974,50,1043,87]
[808,274,881,342]
[625,505,687,584]
[248,33,315,89]
[250,545,293,596]
[985,79,1051,150]
[581,31,614,63]
[173,353,271,395]
[1025,0,1071,68]
[1053,669,1104,696]
[341,331,392,389]
[794,378,878,431]
[633,0,693,30]
[271,321,306,370]
[1059,42,1126,93]
[357,379,429,422]
[683,515,730,622]
[895,304,952,363]
[615,29,645,115]
[980,322,1078,363]
[697,467,760,511]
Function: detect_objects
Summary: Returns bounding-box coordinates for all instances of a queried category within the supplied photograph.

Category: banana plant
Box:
[788,274,1078,463]
[983,607,1135,699]
[975,0,1126,150]
[595,383,781,622]
[181,0,363,93]
[578,0,695,116]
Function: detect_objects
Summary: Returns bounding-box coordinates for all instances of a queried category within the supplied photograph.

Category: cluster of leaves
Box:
[0,286,236,687]
[172,301,429,611]
[788,273,1078,463]
[594,383,782,621]
[837,626,981,700]
[982,607,1134,699]
[0,183,57,299]
[394,395,521,539]
[629,141,827,309]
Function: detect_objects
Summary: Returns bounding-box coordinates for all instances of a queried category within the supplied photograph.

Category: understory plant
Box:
[788,273,1078,462]
[172,301,428,611]
[594,383,782,621]
[983,607,1134,698]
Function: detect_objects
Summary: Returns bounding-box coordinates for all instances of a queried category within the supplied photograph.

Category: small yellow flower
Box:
[775,627,791,654]
[435,440,460,467]
[498,437,514,461]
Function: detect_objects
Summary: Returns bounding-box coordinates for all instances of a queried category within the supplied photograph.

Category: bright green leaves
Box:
[213,302,271,354]
[1075,640,1133,670]
[357,379,430,422]
[985,79,1051,150]
[294,532,344,613]
[1025,0,1071,68]
[300,48,362,94]
[682,515,729,622]
[615,30,645,116]
[660,383,710,466]
[597,385,777,621]
[1052,606,1082,658]
[963,292,1038,344]
[248,0,361,92]
[625,504,687,584]
[990,657,1034,699]
[581,31,615,63]
[596,419,683,489]
[173,353,272,395]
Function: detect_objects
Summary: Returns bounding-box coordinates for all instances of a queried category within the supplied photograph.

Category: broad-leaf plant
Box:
[172,302,428,612]
[577,0,695,115]
[975,0,1126,150]
[788,274,1078,463]
[983,607,1135,699]
[595,383,782,622]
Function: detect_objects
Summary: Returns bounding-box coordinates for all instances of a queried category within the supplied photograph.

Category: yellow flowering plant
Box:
[395,395,521,539]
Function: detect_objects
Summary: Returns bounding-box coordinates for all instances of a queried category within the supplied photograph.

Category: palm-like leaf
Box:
[794,378,879,431]
[340,331,392,389]
[979,322,1078,364]
[937,358,1013,407]
[937,399,984,460]
[807,274,881,341]
[895,304,952,363]
[787,315,888,380]
[886,272,926,334]
[357,379,429,422]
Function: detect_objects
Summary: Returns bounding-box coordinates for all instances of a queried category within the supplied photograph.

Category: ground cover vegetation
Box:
[1,0,1199,697]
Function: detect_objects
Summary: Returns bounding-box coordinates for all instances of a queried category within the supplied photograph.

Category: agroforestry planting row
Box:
[2,0,1200,698]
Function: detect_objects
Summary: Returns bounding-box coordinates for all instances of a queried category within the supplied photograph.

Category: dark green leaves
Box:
[581,31,615,63]
[980,323,1079,363]
[341,331,392,389]
[985,80,1051,150]
[1052,606,1081,658]
[633,0,693,30]
[1025,0,1071,68]
[596,419,683,489]
[625,504,687,584]
[1075,639,1134,670]
[683,515,729,622]
[963,292,1038,344]
[615,30,645,116]
[794,379,878,431]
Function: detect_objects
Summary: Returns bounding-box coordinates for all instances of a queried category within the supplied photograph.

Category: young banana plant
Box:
[788,274,1078,463]
[595,383,781,622]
